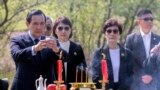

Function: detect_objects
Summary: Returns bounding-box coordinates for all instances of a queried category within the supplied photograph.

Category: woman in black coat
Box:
[52,16,87,90]
[91,19,134,90]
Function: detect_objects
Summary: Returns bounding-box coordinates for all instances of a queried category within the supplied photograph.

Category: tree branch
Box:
[0,0,47,27]
[7,1,47,24]
[97,0,113,48]
[0,0,9,26]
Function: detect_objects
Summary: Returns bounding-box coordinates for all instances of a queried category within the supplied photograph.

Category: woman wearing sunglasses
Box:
[52,16,87,90]
[91,19,134,90]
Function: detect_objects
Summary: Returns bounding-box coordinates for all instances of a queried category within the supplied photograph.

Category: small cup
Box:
[46,36,56,41]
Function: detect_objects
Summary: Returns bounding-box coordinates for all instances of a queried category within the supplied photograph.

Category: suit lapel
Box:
[68,41,74,55]
[24,33,46,62]
[119,46,126,82]
[150,33,158,51]
[23,32,35,46]
[68,41,79,63]
[136,33,147,59]
[67,41,74,63]
[23,32,46,47]
[103,46,114,82]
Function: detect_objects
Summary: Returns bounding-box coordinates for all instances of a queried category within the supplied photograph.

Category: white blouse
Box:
[109,47,120,82]
[59,40,70,53]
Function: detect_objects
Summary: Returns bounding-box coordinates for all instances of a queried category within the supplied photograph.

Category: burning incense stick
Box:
[86,67,88,83]
[76,66,78,83]
[81,65,83,82]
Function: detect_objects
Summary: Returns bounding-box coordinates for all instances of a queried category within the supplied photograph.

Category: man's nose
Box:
[37,24,42,29]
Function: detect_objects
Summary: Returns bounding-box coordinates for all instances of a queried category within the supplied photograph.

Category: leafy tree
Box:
[0,0,47,52]
[1,0,160,67]
[44,0,160,54]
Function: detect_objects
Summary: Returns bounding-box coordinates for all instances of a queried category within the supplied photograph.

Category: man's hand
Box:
[34,40,47,52]
[46,39,59,53]
[141,75,153,84]
[150,43,160,56]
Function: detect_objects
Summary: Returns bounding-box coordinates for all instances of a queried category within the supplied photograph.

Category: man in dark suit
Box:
[10,9,65,90]
[125,9,160,90]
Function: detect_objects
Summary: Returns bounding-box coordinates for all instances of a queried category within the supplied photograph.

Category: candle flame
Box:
[59,51,62,59]
[101,53,106,59]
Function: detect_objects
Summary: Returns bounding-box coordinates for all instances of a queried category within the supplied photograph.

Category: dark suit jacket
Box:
[10,32,63,90]
[91,44,133,90]
[125,32,159,75]
[125,32,160,89]
[0,79,8,90]
[154,50,160,90]
[54,41,87,90]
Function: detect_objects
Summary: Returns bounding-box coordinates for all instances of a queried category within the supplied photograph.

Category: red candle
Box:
[101,59,108,82]
[60,84,67,90]
[47,84,56,90]
[57,60,63,82]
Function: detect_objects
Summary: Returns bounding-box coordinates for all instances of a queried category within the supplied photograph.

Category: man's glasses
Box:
[142,17,153,22]
[57,26,70,31]
[106,29,119,34]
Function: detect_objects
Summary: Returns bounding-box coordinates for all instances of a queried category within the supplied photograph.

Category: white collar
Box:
[28,30,41,41]
[59,40,70,45]
[140,28,151,38]
[59,40,70,53]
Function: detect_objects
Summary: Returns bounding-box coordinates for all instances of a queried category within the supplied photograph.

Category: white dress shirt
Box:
[140,29,151,58]
[109,47,120,82]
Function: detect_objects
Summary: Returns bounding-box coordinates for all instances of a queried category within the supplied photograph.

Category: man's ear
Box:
[136,17,141,25]
[26,21,29,27]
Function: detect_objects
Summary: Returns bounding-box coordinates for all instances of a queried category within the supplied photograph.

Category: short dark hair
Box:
[26,9,46,23]
[137,9,152,17]
[53,16,72,38]
[102,19,122,34]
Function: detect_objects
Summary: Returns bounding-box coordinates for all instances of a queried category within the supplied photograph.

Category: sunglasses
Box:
[106,29,119,34]
[142,17,153,22]
[57,26,70,31]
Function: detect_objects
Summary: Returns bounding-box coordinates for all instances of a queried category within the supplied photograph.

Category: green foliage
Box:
[0,0,48,33]
[1,0,160,63]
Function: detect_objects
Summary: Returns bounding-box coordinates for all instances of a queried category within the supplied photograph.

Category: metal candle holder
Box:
[98,53,109,90]
[70,82,96,90]
[69,66,96,90]
[53,51,66,90]
[99,80,108,90]
[54,80,65,90]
